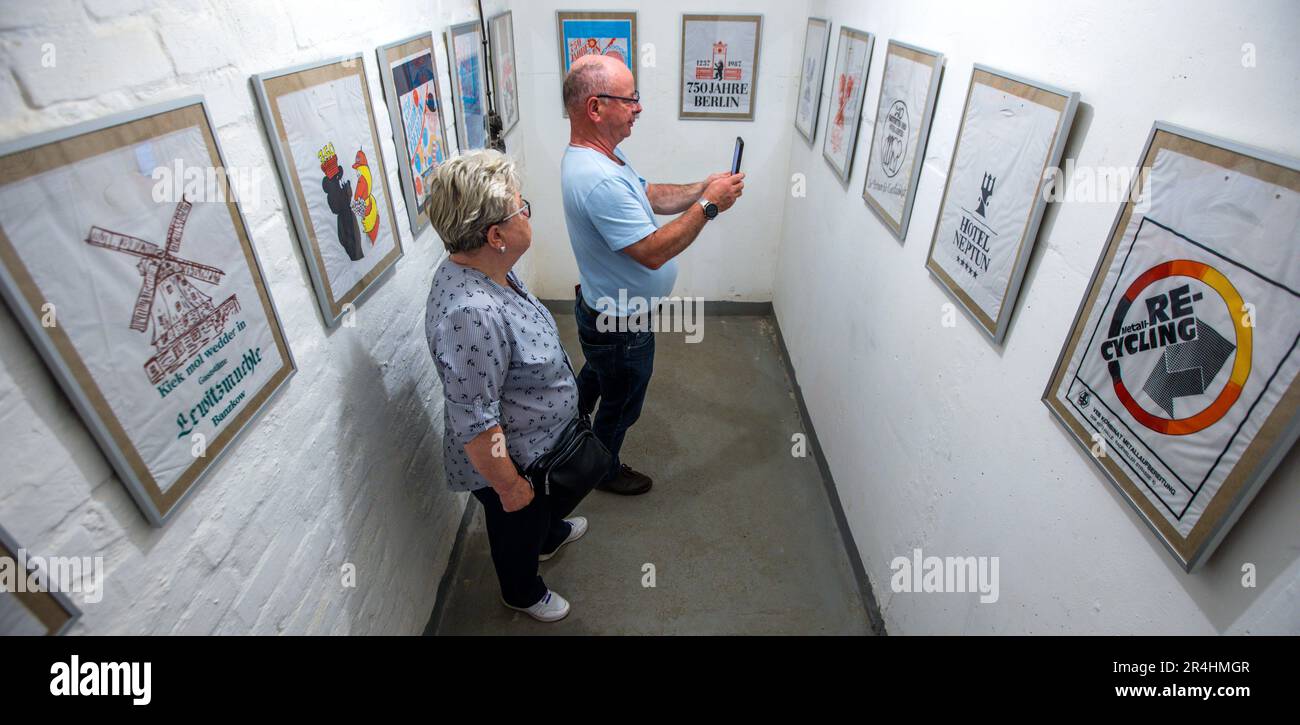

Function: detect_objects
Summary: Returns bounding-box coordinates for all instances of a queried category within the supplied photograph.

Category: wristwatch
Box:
[698,197,719,220]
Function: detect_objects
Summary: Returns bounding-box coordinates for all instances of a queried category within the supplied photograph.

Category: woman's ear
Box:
[485,223,503,248]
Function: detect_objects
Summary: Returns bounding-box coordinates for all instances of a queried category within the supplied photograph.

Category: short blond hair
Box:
[425,149,520,254]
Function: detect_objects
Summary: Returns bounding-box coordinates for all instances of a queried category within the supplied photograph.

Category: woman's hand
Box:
[497,475,535,512]
[464,425,535,511]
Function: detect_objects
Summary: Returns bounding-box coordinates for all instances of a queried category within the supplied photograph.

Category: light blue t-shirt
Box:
[561,145,678,315]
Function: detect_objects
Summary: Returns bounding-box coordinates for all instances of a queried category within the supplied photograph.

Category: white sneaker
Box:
[538,516,588,562]
[503,590,571,622]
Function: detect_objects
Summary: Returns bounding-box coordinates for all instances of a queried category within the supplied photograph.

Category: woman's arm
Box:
[463,425,533,512]
[431,305,530,510]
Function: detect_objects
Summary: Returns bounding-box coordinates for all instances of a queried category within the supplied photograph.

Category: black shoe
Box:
[595,464,653,495]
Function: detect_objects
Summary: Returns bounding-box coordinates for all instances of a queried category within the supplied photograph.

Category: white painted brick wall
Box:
[0,0,517,635]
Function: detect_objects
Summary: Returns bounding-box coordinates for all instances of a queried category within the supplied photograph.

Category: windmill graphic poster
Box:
[254,56,401,326]
[0,99,295,525]
[1045,125,1300,570]
[925,66,1078,343]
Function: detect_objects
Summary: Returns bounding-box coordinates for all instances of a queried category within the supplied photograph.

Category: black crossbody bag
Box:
[510,290,612,497]
[523,413,611,497]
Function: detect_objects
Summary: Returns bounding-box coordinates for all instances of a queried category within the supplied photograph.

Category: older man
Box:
[560,55,745,495]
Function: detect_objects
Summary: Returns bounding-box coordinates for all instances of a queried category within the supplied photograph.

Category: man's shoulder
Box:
[570,159,641,201]
[562,147,631,185]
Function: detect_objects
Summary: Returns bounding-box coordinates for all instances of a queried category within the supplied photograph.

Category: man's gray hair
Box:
[562,58,612,115]
[425,149,520,254]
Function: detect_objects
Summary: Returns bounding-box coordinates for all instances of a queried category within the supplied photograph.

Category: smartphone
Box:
[731,136,745,175]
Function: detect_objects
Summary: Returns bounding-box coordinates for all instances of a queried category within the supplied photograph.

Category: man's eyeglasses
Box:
[596,91,641,106]
[494,198,531,225]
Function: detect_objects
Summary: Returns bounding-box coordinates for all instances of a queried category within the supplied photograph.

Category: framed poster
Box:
[924,65,1079,344]
[0,97,296,525]
[862,40,945,242]
[447,21,489,151]
[1044,123,1300,572]
[556,11,636,78]
[252,54,402,327]
[556,10,637,117]
[794,17,831,144]
[488,11,520,136]
[378,32,451,239]
[0,526,81,635]
[679,14,762,121]
[822,26,874,183]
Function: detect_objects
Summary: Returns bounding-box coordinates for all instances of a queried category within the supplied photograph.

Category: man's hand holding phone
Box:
[703,172,745,213]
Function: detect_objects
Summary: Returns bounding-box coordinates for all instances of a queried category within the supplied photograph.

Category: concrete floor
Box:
[433,313,873,635]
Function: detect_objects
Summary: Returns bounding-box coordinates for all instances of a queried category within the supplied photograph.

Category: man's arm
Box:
[622,172,745,270]
[645,173,732,214]
[620,203,709,270]
[645,181,706,215]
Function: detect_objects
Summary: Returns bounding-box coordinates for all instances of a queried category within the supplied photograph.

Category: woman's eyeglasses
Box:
[494,198,531,225]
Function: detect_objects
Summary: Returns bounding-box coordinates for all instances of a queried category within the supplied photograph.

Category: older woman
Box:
[425,150,588,623]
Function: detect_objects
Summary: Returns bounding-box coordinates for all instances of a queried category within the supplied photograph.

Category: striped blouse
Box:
[425,258,578,491]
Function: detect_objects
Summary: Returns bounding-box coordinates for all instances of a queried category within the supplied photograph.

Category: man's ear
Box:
[586,97,601,122]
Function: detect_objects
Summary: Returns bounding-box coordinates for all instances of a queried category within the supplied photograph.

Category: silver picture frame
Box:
[861,40,945,243]
[555,10,639,120]
[251,53,404,328]
[488,11,521,136]
[446,20,490,151]
[0,525,82,635]
[1042,121,1300,572]
[0,96,297,526]
[679,13,763,122]
[793,16,831,145]
[924,64,1080,345]
[377,32,452,239]
[821,26,874,184]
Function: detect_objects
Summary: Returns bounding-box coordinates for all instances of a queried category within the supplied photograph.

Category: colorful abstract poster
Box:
[380,33,450,238]
[862,41,944,241]
[448,21,488,151]
[1045,125,1300,571]
[556,13,635,76]
[394,52,445,204]
[254,56,401,326]
[0,99,295,525]
[489,11,520,135]
[794,17,830,143]
[925,66,1078,343]
[822,27,873,181]
[680,14,762,121]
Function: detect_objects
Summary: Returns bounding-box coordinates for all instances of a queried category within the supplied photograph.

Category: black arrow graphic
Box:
[1142,317,1235,418]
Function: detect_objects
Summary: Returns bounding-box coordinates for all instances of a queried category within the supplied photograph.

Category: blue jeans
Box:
[574,294,656,482]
